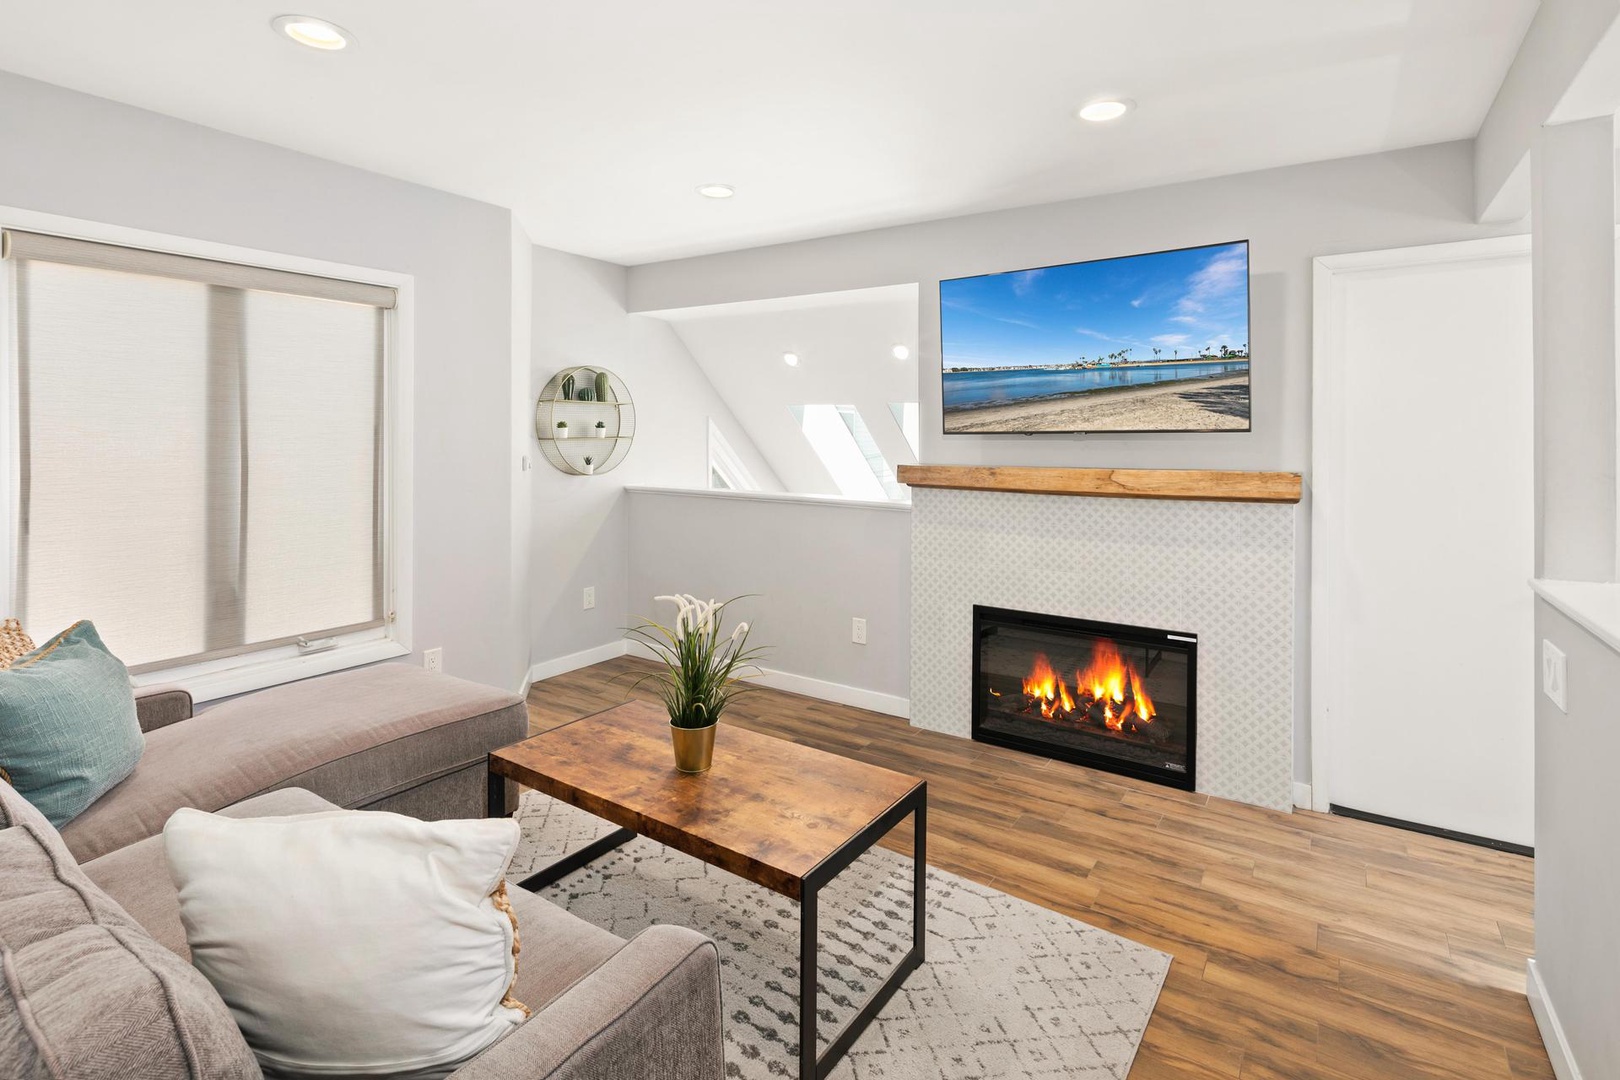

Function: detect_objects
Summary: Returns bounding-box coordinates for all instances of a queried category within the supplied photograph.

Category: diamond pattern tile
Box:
[909,489,1295,811]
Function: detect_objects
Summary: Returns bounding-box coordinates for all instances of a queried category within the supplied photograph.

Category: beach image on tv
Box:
[941,241,1250,433]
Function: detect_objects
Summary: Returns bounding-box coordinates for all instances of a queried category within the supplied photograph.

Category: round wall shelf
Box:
[535,366,635,475]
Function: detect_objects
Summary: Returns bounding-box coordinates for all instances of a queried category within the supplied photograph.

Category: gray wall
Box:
[627,140,1527,781]
[0,70,531,692]
[626,490,910,702]
[528,248,777,671]
[1533,601,1620,1075]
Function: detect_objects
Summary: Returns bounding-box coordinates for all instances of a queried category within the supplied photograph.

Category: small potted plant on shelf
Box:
[555,420,568,439]
[594,420,608,438]
[581,455,595,475]
[625,595,764,773]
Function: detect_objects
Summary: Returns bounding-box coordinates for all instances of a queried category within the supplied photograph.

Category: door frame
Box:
[1309,234,1531,813]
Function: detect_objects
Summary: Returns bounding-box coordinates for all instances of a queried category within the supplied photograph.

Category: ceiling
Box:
[0,1,1537,265]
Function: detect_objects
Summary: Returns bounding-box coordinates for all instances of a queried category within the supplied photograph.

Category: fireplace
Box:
[971,605,1197,790]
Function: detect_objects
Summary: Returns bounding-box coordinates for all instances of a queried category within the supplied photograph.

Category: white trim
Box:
[0,204,416,691]
[1313,234,1531,274]
[1531,578,1620,657]
[1309,234,1531,814]
[1526,959,1584,1080]
[525,640,631,688]
[1292,782,1313,809]
[621,638,909,718]
[750,668,910,719]
[626,485,912,513]
[142,639,409,706]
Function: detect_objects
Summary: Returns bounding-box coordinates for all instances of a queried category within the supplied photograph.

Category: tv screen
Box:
[940,241,1250,434]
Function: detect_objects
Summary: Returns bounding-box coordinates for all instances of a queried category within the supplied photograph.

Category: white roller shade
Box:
[4,231,390,671]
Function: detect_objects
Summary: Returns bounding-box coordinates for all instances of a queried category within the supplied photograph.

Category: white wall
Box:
[626,489,910,710]
[626,140,1527,780]
[1525,111,1620,1080]
[0,70,530,693]
[1532,600,1620,1077]
[528,247,779,672]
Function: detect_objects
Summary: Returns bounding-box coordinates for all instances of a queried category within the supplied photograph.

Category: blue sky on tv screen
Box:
[940,242,1249,370]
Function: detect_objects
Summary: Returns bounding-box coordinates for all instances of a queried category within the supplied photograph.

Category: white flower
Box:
[656,594,697,640]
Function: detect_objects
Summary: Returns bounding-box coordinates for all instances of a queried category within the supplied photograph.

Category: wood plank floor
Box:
[528,657,1552,1080]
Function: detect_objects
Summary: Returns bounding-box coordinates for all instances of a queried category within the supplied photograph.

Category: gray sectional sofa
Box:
[1,663,725,1080]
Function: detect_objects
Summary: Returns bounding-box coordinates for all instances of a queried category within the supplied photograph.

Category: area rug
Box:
[511,791,1171,1079]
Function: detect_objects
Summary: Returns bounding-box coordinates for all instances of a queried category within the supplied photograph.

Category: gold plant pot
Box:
[669,722,717,773]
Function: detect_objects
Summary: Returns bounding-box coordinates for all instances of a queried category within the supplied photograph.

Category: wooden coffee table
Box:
[487,699,927,1080]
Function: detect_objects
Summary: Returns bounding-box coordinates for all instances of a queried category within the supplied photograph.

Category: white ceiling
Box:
[0,1,1536,265]
[656,286,918,497]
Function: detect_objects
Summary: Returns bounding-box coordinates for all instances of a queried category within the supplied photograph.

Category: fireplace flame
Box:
[1017,643,1155,733]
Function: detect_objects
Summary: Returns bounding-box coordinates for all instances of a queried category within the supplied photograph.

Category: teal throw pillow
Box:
[0,621,143,828]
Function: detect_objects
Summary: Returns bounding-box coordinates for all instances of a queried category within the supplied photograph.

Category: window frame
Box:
[0,205,414,703]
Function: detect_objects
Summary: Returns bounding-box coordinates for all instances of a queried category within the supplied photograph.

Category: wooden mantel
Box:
[895,465,1302,504]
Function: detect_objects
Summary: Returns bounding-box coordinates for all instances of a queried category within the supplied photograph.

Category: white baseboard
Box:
[1292,782,1313,810]
[1527,958,1583,1080]
[523,640,629,695]
[619,640,909,719]
[750,668,910,719]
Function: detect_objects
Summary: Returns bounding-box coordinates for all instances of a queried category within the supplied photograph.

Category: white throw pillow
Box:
[163,807,529,1080]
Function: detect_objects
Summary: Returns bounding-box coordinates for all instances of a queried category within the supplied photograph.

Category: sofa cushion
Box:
[82,792,628,1079]
[83,789,627,1012]
[61,664,526,861]
[0,621,144,829]
[164,807,528,1080]
[82,788,341,959]
[500,885,625,1013]
[0,779,261,1080]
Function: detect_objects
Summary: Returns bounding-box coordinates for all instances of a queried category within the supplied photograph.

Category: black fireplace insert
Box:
[971,605,1197,790]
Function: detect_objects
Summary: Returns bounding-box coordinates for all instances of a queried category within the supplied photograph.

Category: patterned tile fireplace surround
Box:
[903,467,1299,812]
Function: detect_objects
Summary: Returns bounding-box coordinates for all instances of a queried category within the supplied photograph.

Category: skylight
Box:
[790,404,905,502]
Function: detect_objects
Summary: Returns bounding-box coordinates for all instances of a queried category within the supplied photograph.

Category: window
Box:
[789,404,905,502]
[1,228,399,677]
[707,419,758,492]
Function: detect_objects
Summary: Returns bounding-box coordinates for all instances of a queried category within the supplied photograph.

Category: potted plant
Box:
[594,420,608,438]
[581,455,595,475]
[625,595,764,773]
[555,420,568,439]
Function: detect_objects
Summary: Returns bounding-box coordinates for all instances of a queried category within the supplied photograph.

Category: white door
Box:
[1313,239,1533,848]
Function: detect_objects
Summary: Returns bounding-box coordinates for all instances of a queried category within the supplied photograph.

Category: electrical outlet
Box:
[423,647,443,674]
[1542,639,1567,712]
[851,617,867,645]
[583,586,596,610]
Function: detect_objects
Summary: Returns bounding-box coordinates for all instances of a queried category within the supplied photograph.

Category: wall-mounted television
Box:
[940,241,1250,434]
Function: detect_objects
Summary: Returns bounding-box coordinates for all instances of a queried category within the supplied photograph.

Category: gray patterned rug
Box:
[511,791,1170,1079]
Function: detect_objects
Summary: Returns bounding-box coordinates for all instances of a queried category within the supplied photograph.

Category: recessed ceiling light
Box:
[1077,99,1133,123]
[782,352,800,367]
[697,184,735,199]
[272,15,353,50]
[892,344,912,361]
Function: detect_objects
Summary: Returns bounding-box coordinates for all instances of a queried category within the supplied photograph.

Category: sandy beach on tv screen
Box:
[944,374,1250,433]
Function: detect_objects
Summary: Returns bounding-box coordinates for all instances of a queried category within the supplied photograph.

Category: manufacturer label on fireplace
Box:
[1164,763,1187,773]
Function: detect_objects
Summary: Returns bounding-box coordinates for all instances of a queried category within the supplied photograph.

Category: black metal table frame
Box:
[489,770,927,1080]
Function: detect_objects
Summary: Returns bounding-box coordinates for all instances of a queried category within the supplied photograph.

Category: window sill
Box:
[130,638,410,706]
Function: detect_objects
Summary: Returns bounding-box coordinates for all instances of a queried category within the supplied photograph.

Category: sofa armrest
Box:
[448,924,723,1080]
[133,684,193,732]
